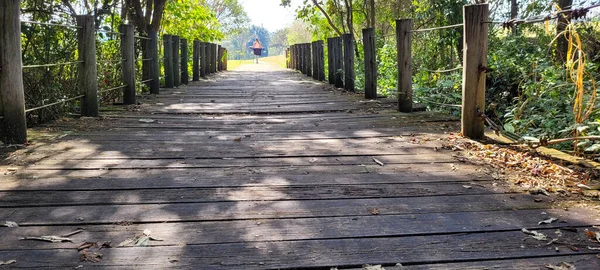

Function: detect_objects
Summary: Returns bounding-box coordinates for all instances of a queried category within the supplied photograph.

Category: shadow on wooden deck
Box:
[1,64,599,269]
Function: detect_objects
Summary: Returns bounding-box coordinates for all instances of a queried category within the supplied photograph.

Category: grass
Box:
[227,55,287,70]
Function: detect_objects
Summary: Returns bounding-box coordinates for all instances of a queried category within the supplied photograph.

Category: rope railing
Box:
[21,20,81,29]
[25,95,85,113]
[139,79,154,84]
[411,23,463,33]
[22,61,83,69]
[134,35,151,40]
[98,85,127,94]
[417,66,463,73]
[95,29,124,36]
[97,59,126,64]
[487,2,600,28]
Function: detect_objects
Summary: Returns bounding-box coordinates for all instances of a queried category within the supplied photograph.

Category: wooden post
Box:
[181,38,188,85]
[0,0,27,144]
[333,37,344,88]
[286,48,290,68]
[223,48,228,70]
[163,34,174,88]
[396,19,413,112]
[209,43,213,73]
[293,45,298,70]
[200,42,207,77]
[363,28,377,99]
[172,36,180,87]
[306,43,312,77]
[462,4,489,139]
[312,42,318,80]
[342,34,355,91]
[213,43,217,73]
[296,44,301,71]
[300,44,305,73]
[147,27,160,94]
[119,24,136,105]
[193,40,200,81]
[317,40,325,81]
[76,15,99,117]
[327,38,335,84]
[217,45,223,71]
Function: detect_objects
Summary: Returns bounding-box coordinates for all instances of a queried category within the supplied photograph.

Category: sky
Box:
[239,0,301,32]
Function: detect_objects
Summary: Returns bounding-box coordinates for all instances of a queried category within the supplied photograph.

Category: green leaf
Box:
[503,123,515,133]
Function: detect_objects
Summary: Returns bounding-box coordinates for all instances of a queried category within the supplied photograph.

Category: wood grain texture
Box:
[2,60,598,268]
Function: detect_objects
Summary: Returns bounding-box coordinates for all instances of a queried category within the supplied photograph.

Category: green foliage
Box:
[162,0,224,42]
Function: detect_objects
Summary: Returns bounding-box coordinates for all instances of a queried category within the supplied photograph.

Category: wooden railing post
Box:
[207,43,213,73]
[297,44,301,71]
[363,28,377,99]
[306,43,312,77]
[462,4,489,139]
[327,38,335,84]
[119,24,136,105]
[294,45,298,70]
[217,45,223,71]
[163,34,174,88]
[181,38,188,85]
[223,48,228,70]
[200,42,207,77]
[342,34,355,91]
[76,15,99,117]
[193,40,200,81]
[172,36,180,87]
[333,37,344,88]
[317,40,325,81]
[311,41,318,80]
[396,19,413,112]
[0,0,27,144]
[147,27,160,94]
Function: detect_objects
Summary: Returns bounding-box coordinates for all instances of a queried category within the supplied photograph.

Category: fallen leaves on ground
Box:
[2,221,18,227]
[368,208,380,215]
[546,262,576,270]
[79,249,103,262]
[20,235,73,243]
[0,260,16,266]
[118,229,163,247]
[442,136,597,195]
[585,229,600,242]
[521,228,548,241]
[372,158,384,166]
[538,217,559,225]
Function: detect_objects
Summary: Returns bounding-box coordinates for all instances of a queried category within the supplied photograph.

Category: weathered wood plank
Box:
[0,182,505,207]
[0,208,595,250]
[0,229,597,269]
[0,194,548,226]
[1,165,491,191]
[26,154,459,169]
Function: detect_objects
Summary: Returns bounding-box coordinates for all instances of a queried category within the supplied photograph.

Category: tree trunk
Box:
[556,0,572,62]
[510,0,518,35]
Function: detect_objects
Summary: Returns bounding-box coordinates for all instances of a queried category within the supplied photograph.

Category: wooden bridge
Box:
[1,61,599,268]
[1,1,600,269]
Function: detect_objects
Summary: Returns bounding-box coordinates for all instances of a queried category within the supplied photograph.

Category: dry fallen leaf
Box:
[79,249,103,262]
[138,118,155,123]
[20,235,73,243]
[234,137,242,142]
[372,158,384,166]
[3,221,18,227]
[369,208,380,215]
[585,230,600,242]
[363,265,385,270]
[521,228,548,241]
[545,262,576,270]
[538,217,558,225]
[462,185,472,189]
[587,246,600,250]
[0,260,16,266]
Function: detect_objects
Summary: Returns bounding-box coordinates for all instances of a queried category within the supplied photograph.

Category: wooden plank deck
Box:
[1,62,599,269]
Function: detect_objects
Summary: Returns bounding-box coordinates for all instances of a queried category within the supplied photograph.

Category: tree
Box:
[161,0,223,42]
[205,0,249,37]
